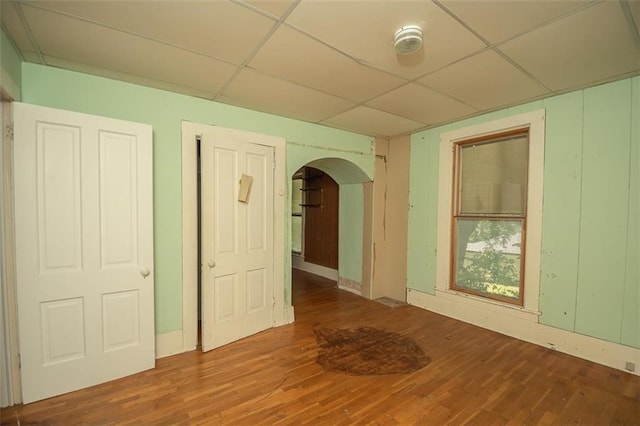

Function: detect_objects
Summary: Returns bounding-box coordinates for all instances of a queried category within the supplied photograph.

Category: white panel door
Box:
[13,103,154,403]
[200,129,274,352]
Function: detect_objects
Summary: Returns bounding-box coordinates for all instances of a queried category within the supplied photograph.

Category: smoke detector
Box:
[394,25,423,55]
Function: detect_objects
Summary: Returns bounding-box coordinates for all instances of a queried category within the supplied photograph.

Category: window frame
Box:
[436,110,545,315]
[450,129,530,306]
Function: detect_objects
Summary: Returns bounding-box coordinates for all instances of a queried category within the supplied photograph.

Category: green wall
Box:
[408,77,639,348]
[339,184,364,282]
[21,62,374,334]
[1,29,22,100]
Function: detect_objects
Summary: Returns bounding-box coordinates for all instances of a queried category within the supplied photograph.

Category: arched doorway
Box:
[287,157,373,310]
[291,166,339,280]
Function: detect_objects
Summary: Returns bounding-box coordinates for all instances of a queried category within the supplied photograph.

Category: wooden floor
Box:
[2,269,639,425]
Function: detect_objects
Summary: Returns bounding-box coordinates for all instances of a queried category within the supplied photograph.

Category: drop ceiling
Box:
[2,0,639,138]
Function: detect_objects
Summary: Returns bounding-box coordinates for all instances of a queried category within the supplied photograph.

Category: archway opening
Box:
[288,157,373,308]
[291,166,339,281]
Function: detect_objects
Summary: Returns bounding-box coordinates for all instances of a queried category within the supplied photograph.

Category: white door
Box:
[200,129,274,352]
[13,103,154,403]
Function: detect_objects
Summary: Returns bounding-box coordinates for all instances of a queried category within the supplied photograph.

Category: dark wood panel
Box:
[2,269,638,425]
[303,167,338,269]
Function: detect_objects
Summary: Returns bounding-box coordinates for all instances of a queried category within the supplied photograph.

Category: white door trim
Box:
[1,98,21,406]
[181,121,288,352]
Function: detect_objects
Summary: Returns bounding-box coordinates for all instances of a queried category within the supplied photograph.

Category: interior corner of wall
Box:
[1,69,21,101]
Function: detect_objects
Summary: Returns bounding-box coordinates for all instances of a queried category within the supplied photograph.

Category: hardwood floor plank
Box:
[2,269,639,425]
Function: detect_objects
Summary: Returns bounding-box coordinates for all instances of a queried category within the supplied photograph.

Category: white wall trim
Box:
[155,330,184,359]
[408,288,640,376]
[1,100,20,406]
[276,305,295,327]
[292,254,338,281]
[181,121,199,353]
[338,277,363,295]
[181,121,289,354]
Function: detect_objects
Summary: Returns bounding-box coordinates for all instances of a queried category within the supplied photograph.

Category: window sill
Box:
[434,287,540,320]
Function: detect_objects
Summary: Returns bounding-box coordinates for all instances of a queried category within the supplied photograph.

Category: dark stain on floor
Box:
[314,327,430,376]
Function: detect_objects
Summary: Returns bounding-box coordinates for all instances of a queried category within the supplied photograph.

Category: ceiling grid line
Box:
[619,0,640,48]
[20,1,242,69]
[0,21,25,62]
[2,0,638,138]
[213,0,302,100]
[432,0,553,93]
[10,0,45,65]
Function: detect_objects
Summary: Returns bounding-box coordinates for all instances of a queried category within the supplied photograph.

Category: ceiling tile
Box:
[24,0,276,65]
[367,83,477,126]
[44,55,217,100]
[218,69,355,123]
[21,5,238,94]
[322,107,424,138]
[1,1,36,55]
[238,0,297,18]
[286,1,486,79]
[440,0,593,44]
[499,2,640,92]
[249,25,406,102]
[629,1,640,34]
[21,51,42,63]
[4,0,637,140]
[418,49,549,110]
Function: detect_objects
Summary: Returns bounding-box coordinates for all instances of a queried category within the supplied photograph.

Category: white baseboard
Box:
[338,276,363,295]
[155,330,185,359]
[275,305,295,326]
[407,288,640,376]
[157,304,295,359]
[292,255,338,281]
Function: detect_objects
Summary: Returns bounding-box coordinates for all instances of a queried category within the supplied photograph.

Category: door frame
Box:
[181,121,289,352]
[1,96,22,406]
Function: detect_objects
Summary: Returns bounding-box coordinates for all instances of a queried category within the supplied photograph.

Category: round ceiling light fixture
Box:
[394,25,423,55]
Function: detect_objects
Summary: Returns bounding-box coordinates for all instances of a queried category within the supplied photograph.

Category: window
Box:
[436,109,545,315]
[451,130,528,305]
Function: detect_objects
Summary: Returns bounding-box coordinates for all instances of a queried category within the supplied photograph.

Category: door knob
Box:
[208,260,216,268]
[140,267,150,277]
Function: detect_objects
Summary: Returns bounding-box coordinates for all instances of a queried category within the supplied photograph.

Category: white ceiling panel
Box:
[629,0,640,34]
[23,0,276,65]
[286,1,486,79]
[440,0,594,44]
[499,2,640,92]
[218,69,355,123]
[1,1,36,56]
[238,0,297,19]
[367,83,478,126]
[419,49,549,110]
[3,1,639,138]
[21,4,239,94]
[323,106,425,138]
[249,25,406,102]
